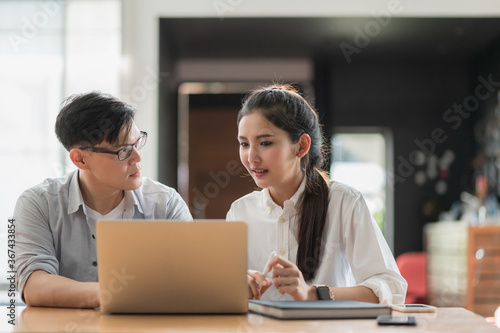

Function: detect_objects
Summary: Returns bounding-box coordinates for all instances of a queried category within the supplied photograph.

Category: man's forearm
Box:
[24,270,99,308]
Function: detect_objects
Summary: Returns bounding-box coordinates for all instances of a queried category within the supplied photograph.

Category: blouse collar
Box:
[262,176,307,214]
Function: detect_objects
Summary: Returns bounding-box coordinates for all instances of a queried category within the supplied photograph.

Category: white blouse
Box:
[226,178,407,304]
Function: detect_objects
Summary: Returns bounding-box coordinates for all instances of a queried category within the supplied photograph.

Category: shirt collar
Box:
[68,170,85,215]
[67,169,143,217]
[124,189,144,218]
[263,176,307,214]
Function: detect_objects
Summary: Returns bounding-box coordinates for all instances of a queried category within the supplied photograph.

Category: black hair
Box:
[238,84,330,281]
[55,91,136,151]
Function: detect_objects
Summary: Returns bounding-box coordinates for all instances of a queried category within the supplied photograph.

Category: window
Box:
[0,0,121,293]
[331,128,394,249]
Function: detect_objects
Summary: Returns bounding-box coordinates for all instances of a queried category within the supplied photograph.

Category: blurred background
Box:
[1,0,500,316]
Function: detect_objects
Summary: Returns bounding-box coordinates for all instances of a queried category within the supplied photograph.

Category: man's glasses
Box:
[79,131,147,161]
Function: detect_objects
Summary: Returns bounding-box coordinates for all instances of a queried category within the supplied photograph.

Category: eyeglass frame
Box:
[78,131,147,161]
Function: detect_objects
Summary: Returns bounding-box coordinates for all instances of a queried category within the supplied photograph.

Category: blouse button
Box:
[280,250,286,255]
[279,218,286,223]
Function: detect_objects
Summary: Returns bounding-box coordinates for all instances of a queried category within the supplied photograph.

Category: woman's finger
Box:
[272,266,301,278]
[247,273,261,299]
[248,270,271,287]
[273,276,297,287]
[266,255,294,272]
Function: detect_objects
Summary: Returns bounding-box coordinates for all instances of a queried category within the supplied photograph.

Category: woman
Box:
[226,84,407,304]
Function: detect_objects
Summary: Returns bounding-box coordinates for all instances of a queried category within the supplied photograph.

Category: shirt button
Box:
[280,218,286,223]
[280,250,286,255]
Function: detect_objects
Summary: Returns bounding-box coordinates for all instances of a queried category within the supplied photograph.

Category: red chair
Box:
[396,252,427,304]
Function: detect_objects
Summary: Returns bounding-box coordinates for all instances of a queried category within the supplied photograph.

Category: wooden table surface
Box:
[3,306,499,332]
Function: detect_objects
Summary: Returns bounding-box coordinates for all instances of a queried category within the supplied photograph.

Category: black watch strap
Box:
[316,285,332,300]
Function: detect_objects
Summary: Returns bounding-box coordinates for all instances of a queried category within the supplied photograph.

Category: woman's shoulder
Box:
[328,180,363,200]
[231,189,263,203]
[229,189,264,209]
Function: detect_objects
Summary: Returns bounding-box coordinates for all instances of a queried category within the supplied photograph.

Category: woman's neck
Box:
[268,172,305,208]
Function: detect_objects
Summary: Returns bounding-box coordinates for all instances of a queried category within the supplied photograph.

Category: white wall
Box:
[122,0,500,179]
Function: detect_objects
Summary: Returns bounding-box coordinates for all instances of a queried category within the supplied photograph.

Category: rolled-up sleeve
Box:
[13,190,59,300]
[344,194,407,305]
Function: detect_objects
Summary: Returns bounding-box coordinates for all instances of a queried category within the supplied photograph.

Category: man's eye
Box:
[121,146,132,153]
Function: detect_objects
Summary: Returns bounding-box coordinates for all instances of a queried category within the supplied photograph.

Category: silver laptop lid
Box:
[97,220,248,314]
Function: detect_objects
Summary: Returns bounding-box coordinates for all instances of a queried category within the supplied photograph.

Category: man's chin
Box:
[125,177,143,190]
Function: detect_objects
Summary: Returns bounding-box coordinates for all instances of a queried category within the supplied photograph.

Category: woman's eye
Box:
[239,142,248,147]
[261,141,272,146]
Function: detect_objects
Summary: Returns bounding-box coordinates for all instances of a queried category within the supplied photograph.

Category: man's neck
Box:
[78,170,124,215]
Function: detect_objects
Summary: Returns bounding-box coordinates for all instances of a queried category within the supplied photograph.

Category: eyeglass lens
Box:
[118,133,147,160]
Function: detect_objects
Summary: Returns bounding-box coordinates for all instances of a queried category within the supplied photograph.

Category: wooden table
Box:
[4,306,499,332]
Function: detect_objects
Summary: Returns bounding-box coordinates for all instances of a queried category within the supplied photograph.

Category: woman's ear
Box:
[69,148,89,170]
[296,133,311,158]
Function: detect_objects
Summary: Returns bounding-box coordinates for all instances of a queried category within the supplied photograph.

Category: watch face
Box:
[316,286,331,300]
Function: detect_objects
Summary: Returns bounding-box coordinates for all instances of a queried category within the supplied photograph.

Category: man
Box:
[14,92,192,308]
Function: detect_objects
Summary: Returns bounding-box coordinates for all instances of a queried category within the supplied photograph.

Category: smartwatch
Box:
[315,285,334,300]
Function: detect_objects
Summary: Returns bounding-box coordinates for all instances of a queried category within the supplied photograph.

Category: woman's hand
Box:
[266,256,317,301]
[247,270,273,300]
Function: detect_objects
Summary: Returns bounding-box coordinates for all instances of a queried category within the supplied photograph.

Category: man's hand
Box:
[24,270,99,308]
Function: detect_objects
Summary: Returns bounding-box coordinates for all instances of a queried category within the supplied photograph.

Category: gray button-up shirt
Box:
[13,170,192,299]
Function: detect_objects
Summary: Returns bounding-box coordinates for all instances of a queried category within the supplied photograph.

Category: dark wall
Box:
[471,38,500,199]
[159,17,499,257]
[317,58,477,256]
[158,20,180,188]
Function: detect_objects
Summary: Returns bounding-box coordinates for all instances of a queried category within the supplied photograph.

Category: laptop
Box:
[96,220,248,314]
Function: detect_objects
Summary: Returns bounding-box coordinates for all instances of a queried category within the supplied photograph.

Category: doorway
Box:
[178,82,261,218]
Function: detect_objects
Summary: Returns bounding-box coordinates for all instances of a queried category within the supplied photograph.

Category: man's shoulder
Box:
[137,177,180,197]
[14,171,77,218]
[21,171,76,198]
[134,178,191,220]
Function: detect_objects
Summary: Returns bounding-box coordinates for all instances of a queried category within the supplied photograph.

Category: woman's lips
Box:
[252,169,268,178]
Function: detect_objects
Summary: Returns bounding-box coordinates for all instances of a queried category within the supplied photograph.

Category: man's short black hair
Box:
[55,91,136,151]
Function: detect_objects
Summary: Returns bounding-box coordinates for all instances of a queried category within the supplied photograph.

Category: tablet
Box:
[391,304,437,313]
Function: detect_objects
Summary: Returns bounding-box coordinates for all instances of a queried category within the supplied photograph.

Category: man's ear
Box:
[296,133,311,158]
[69,148,90,170]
